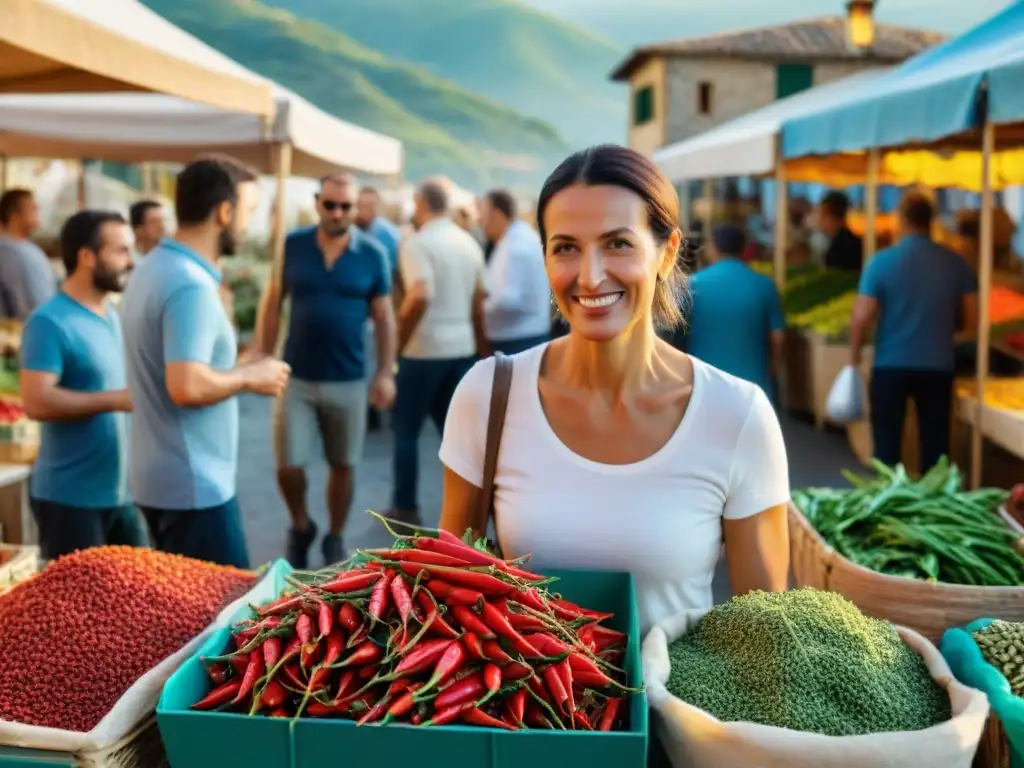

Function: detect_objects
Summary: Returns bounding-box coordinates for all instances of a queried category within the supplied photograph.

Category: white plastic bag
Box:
[0,560,286,754]
[642,609,989,768]
[826,365,865,423]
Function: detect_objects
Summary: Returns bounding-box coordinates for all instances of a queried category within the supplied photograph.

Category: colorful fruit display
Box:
[955,378,1024,412]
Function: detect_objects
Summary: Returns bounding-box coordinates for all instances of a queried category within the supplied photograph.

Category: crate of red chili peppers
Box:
[157,514,649,768]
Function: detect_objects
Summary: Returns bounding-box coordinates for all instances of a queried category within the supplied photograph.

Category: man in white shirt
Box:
[479,189,551,355]
[393,179,486,520]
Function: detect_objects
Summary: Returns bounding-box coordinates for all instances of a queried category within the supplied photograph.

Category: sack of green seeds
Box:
[643,602,988,768]
[942,619,1024,768]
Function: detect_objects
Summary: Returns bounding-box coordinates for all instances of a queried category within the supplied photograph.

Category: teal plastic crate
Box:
[0,747,77,768]
[158,567,648,768]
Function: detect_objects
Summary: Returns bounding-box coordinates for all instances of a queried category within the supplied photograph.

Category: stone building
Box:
[609,1,944,156]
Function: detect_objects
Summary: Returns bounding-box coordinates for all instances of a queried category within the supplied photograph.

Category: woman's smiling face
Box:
[544,183,672,342]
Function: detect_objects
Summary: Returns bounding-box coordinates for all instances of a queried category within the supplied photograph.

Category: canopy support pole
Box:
[253,141,293,359]
[702,178,714,246]
[864,148,880,262]
[0,155,7,195]
[970,119,995,489]
[772,141,788,292]
[76,161,87,210]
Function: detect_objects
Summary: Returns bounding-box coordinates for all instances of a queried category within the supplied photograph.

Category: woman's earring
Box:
[549,292,561,316]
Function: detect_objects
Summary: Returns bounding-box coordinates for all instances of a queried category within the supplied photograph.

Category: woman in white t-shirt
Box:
[438,144,790,632]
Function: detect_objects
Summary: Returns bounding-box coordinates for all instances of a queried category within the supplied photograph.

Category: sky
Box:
[520,0,1018,45]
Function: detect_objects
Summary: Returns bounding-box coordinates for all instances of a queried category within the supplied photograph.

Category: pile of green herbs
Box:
[792,458,1023,587]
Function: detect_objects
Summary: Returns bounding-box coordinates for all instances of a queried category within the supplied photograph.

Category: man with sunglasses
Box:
[255,173,397,567]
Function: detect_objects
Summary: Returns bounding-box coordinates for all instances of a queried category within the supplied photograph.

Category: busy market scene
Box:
[1,0,1024,765]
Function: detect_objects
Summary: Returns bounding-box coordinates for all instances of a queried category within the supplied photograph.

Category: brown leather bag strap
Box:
[478,353,514,529]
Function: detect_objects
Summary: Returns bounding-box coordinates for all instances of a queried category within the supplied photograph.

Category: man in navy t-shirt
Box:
[849,192,977,471]
[256,174,398,567]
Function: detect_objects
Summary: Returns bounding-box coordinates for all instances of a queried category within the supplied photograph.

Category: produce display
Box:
[972,620,1024,697]
[1007,484,1024,528]
[955,377,1024,412]
[192,516,637,731]
[793,458,1023,586]
[748,263,859,338]
[665,589,951,736]
[0,547,256,732]
[786,291,856,338]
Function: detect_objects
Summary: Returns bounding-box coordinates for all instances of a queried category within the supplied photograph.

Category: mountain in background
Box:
[518,0,1013,45]
[143,0,573,187]
[265,0,626,148]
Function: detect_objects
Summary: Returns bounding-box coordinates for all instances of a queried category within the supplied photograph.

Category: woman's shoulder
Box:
[452,345,546,409]
[690,356,771,420]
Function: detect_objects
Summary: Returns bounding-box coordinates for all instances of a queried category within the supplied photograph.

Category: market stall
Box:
[0,0,273,114]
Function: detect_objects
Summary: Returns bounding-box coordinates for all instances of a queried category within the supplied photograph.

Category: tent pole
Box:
[772,140,788,292]
[77,161,87,210]
[0,155,7,195]
[864,148,880,262]
[252,141,293,359]
[970,119,995,489]
[702,178,714,246]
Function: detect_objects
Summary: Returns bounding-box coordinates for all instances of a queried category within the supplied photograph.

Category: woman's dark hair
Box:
[536,144,685,330]
[60,209,126,274]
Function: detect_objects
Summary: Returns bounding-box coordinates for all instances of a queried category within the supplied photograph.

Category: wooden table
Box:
[0,463,33,545]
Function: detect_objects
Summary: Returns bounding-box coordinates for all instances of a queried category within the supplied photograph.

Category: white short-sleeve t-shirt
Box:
[439,343,790,633]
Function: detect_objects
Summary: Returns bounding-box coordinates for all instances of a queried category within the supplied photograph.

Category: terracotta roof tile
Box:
[610,16,945,80]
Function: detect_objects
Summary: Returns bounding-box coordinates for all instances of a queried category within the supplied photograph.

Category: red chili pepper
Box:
[461,631,487,660]
[317,601,334,637]
[525,705,554,729]
[368,570,394,624]
[588,624,627,646]
[388,678,412,696]
[433,672,485,710]
[268,707,291,718]
[507,612,548,633]
[306,701,347,717]
[415,537,547,582]
[416,640,467,696]
[567,652,617,688]
[574,710,593,730]
[336,640,382,668]
[572,669,618,689]
[411,713,423,725]
[320,570,381,594]
[450,605,496,640]
[337,601,361,633]
[479,601,542,655]
[481,640,516,664]
[559,658,576,721]
[206,662,229,685]
[366,548,471,568]
[423,701,475,726]
[543,664,569,715]
[232,653,265,705]
[229,653,249,676]
[257,594,303,617]
[262,637,283,670]
[502,662,534,680]
[300,642,319,670]
[528,632,570,656]
[283,635,302,660]
[394,562,516,596]
[415,592,460,639]
[389,575,415,646]
[386,683,422,719]
[356,696,391,726]
[507,687,527,725]
[333,669,359,703]
[443,587,486,607]
[507,587,551,614]
[260,679,287,710]
[599,697,621,732]
[191,679,242,710]
[462,706,519,730]
[296,613,314,644]
[395,639,453,676]
[309,631,346,691]
[281,662,305,689]
[358,665,375,680]
[483,663,502,694]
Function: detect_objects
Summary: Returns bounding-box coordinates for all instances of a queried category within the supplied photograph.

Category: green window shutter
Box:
[776,64,813,100]
[633,86,654,125]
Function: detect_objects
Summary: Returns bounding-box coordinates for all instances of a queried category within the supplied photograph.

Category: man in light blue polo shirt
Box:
[678,225,786,398]
[20,209,141,560]
[850,191,977,472]
[121,157,291,568]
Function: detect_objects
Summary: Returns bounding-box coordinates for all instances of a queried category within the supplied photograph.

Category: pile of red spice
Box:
[0,546,256,732]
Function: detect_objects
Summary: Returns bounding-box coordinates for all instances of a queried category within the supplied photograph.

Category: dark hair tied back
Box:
[536,144,686,330]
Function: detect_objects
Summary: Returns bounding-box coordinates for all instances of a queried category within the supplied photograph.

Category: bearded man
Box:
[121,157,291,568]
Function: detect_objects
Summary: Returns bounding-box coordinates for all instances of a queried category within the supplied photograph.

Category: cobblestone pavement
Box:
[236,393,861,597]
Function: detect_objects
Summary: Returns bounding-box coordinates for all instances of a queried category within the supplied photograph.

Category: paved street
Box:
[236,393,862,599]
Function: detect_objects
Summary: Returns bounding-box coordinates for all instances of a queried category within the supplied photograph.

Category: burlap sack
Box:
[643,609,989,768]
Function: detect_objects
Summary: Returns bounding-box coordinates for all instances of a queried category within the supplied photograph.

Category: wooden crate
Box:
[0,464,34,545]
[788,504,1024,643]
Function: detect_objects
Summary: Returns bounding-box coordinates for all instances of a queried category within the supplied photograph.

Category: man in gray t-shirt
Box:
[0,190,57,320]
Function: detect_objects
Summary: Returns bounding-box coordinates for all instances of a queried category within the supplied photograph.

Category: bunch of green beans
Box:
[792,457,1023,587]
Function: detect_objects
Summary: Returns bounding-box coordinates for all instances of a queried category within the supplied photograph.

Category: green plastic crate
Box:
[0,747,77,768]
[158,567,648,768]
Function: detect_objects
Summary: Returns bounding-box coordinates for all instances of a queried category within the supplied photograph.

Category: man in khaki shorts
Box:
[254,173,397,567]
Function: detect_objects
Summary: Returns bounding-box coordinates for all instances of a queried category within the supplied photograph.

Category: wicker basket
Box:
[77,717,168,768]
[0,542,38,594]
[788,504,1024,643]
[975,714,1013,768]
[0,440,38,465]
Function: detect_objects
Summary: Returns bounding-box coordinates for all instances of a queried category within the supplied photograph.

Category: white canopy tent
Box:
[0,0,273,115]
[654,69,886,182]
[0,89,404,178]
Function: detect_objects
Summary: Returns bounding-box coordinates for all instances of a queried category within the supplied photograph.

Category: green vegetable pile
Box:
[781,268,860,315]
[973,620,1024,696]
[666,589,951,736]
[793,458,1023,586]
